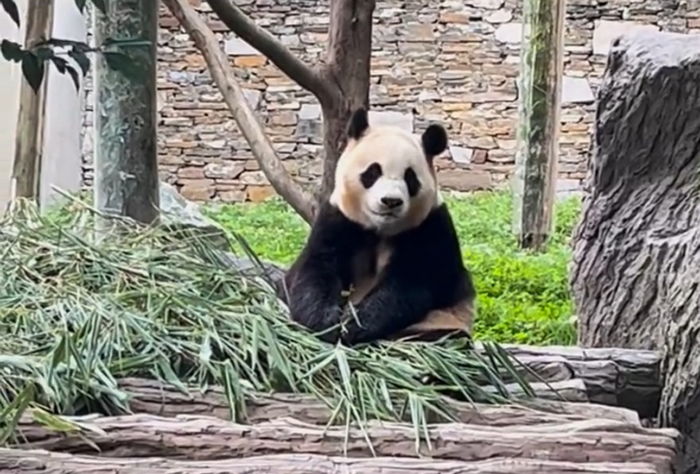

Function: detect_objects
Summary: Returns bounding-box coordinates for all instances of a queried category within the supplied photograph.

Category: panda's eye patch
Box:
[360,163,382,189]
[404,167,421,197]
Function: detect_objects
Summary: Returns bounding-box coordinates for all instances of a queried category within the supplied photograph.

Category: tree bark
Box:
[512,0,565,249]
[11,413,679,472]
[163,0,316,223]
[11,0,54,201]
[569,31,700,473]
[317,0,375,203]
[93,0,159,225]
[0,448,664,474]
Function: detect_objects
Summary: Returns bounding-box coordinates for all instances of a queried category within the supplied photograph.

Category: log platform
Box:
[0,345,678,474]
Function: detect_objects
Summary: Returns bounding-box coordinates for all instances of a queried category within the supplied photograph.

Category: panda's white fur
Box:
[330,125,442,237]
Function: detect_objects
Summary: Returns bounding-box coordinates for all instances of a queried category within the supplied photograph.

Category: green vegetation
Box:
[0,199,531,441]
[207,191,582,346]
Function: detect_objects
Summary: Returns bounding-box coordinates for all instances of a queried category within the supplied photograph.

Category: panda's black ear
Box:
[347,108,369,140]
[421,124,448,160]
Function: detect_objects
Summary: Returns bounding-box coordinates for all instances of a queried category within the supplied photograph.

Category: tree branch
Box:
[207,0,339,106]
[163,0,316,223]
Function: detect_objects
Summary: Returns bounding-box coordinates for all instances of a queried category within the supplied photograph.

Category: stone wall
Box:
[81,0,694,203]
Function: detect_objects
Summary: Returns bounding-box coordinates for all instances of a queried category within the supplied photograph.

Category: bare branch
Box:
[163,0,316,223]
[207,0,338,106]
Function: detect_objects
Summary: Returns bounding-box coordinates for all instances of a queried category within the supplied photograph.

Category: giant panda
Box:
[278,107,476,345]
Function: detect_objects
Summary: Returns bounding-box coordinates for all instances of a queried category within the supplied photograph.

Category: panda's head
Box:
[330,108,448,236]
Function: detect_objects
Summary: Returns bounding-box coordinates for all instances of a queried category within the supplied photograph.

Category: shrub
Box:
[206,190,582,346]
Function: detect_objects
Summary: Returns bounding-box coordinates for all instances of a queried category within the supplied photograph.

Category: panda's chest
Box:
[348,240,393,305]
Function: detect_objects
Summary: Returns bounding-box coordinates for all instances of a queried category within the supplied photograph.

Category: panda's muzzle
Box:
[380,197,404,209]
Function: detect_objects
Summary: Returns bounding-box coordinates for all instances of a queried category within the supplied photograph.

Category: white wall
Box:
[0,0,26,212]
[0,0,85,213]
[40,0,86,210]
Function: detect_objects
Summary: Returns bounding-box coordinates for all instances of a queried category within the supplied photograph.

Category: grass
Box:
[207,190,582,346]
[0,197,534,444]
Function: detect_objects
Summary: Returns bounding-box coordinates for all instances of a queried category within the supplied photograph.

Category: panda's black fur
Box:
[278,108,476,345]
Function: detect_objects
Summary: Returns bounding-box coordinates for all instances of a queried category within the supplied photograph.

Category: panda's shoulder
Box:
[419,202,456,232]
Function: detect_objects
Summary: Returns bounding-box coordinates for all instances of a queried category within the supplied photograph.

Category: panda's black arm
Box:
[284,204,373,342]
[341,271,434,345]
[340,204,473,345]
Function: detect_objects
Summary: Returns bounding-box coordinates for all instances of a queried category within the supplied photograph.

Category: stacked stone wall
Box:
[81,0,693,202]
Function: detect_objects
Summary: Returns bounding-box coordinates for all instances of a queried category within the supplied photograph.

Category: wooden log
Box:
[0,449,663,474]
[118,377,640,426]
[568,30,700,473]
[502,344,661,417]
[11,413,680,472]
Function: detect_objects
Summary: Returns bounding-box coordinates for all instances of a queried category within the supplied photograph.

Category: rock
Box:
[472,149,489,164]
[242,89,262,110]
[247,185,276,202]
[225,37,259,56]
[218,190,247,202]
[234,56,267,67]
[495,22,523,43]
[298,104,322,120]
[486,9,513,23]
[562,76,595,104]
[203,162,245,179]
[592,20,660,55]
[368,110,414,132]
[438,169,494,191]
[239,171,269,185]
[449,145,473,165]
[465,0,505,9]
[159,182,228,248]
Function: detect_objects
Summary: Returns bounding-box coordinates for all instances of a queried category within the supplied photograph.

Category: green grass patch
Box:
[207,191,581,346]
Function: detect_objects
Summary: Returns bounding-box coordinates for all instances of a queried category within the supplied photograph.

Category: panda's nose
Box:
[381,197,403,209]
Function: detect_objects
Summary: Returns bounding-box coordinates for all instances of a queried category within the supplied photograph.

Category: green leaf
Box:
[66,65,81,92]
[69,49,91,76]
[1,39,23,62]
[34,46,54,61]
[1,0,20,27]
[21,52,45,93]
[91,0,107,14]
[74,0,87,12]
[50,56,68,74]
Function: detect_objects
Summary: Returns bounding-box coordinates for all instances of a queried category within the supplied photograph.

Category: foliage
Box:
[207,190,581,346]
[0,198,533,444]
[1,0,150,93]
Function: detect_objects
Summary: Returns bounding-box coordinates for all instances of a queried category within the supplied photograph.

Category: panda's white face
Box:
[330,112,446,237]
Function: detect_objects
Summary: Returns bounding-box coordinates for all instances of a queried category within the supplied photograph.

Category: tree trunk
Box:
[11,413,679,471]
[317,0,375,204]
[569,31,700,473]
[0,448,664,474]
[11,0,54,201]
[93,0,159,225]
[512,0,565,250]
